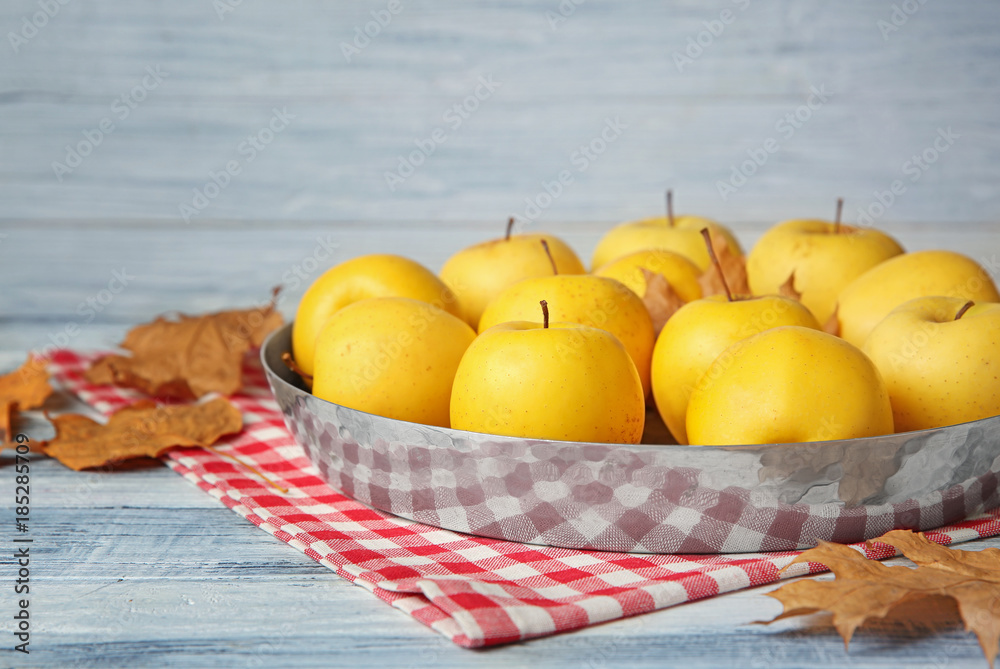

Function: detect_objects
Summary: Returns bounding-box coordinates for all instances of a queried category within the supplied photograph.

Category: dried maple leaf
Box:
[640,268,686,335]
[778,271,802,301]
[698,230,750,298]
[764,529,1000,666]
[86,291,282,399]
[0,357,52,444]
[41,398,242,471]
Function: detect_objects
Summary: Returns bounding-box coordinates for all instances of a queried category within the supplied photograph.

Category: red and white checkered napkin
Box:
[47,349,1000,648]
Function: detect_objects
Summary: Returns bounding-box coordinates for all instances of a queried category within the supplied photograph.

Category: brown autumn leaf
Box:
[41,398,243,471]
[0,357,53,444]
[825,304,841,336]
[778,271,803,301]
[86,291,283,400]
[763,529,1000,666]
[640,268,686,335]
[699,230,750,298]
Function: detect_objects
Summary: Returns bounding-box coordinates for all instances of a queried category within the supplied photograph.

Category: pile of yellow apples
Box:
[290,199,1000,447]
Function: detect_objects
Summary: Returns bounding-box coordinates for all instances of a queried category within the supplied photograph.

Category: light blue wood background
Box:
[2,0,999,225]
[3,1,1000,667]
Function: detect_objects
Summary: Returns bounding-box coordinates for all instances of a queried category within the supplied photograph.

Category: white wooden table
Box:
[2,222,999,668]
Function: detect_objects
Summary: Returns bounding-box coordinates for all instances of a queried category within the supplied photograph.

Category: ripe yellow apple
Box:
[478,275,655,397]
[311,297,476,428]
[439,222,585,328]
[593,249,703,303]
[863,297,1000,432]
[591,216,742,271]
[837,250,1000,348]
[651,295,821,444]
[450,305,644,443]
[293,254,460,376]
[746,218,903,324]
[686,326,894,445]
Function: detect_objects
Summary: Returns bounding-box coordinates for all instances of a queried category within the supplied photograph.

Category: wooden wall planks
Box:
[1,1,998,225]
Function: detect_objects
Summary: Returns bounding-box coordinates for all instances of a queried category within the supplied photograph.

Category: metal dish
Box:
[262,323,1000,554]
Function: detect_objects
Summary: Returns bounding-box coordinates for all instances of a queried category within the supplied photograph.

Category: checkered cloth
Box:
[45,349,1000,648]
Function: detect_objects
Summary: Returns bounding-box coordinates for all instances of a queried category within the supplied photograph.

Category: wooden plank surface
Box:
[2,221,1000,667]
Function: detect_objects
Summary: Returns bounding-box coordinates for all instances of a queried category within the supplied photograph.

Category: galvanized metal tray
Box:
[262,323,1000,554]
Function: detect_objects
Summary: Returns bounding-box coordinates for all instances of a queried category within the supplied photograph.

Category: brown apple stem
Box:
[700,228,733,302]
[954,300,975,320]
[540,300,549,328]
[505,216,515,241]
[540,239,558,274]
[834,197,844,234]
[666,189,675,227]
[281,352,313,384]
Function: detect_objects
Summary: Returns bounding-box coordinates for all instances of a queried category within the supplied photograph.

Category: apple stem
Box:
[505,216,515,241]
[666,189,675,228]
[954,300,975,320]
[834,197,844,234]
[540,300,549,328]
[700,228,733,302]
[281,352,313,384]
[540,239,558,274]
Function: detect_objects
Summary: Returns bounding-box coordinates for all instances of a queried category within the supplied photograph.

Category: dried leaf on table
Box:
[698,230,750,298]
[640,268,686,335]
[0,357,52,443]
[778,271,802,301]
[41,397,243,471]
[86,290,282,399]
[762,529,1000,666]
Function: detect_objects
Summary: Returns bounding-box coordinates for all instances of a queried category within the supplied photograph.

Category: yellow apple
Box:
[593,249,703,303]
[450,303,644,443]
[686,326,894,445]
[478,275,655,397]
[863,297,1000,432]
[439,221,585,328]
[651,295,821,444]
[591,194,741,271]
[292,254,460,376]
[837,250,1000,348]
[746,217,904,324]
[591,216,743,271]
[311,297,476,428]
